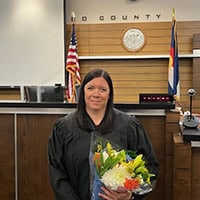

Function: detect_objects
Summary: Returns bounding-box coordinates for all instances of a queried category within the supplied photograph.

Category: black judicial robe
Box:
[48,109,159,200]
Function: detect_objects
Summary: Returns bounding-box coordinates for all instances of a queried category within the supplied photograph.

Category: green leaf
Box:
[126,150,137,159]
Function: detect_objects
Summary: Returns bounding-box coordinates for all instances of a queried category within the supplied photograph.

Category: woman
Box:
[48,69,159,200]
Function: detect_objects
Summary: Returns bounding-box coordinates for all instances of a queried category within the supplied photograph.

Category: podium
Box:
[173,131,200,200]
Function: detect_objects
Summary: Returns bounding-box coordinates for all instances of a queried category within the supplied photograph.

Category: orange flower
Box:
[93,153,101,168]
[124,178,140,190]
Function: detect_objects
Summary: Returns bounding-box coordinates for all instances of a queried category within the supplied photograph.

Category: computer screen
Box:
[40,86,64,102]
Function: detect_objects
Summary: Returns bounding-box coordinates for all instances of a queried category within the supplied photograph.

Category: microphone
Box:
[182,88,199,128]
[188,88,196,96]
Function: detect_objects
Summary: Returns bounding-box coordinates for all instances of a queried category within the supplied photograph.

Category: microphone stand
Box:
[189,94,193,121]
[183,88,199,129]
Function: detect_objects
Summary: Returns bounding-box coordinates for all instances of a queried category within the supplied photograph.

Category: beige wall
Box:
[66,0,200,24]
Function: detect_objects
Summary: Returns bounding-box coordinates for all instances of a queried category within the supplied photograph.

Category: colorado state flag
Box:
[168,9,180,101]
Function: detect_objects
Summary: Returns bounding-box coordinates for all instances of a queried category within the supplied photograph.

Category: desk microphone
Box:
[182,88,199,128]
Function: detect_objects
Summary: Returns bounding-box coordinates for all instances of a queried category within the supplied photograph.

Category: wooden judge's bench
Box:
[0,102,181,200]
[173,126,200,200]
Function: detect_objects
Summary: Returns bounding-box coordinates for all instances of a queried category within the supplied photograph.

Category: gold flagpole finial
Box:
[172,7,175,20]
[71,12,76,23]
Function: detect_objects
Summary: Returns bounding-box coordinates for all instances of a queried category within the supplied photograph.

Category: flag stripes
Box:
[66,23,81,103]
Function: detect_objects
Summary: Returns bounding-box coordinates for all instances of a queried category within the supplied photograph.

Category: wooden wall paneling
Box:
[193,33,200,108]
[85,22,167,55]
[66,24,90,56]
[73,22,199,105]
[17,114,64,200]
[0,114,15,200]
[66,21,198,107]
[0,21,199,112]
[178,58,194,111]
[80,59,168,103]
[80,57,193,104]
[193,58,200,94]
[0,87,21,101]
[67,21,200,56]
[192,33,200,113]
[193,33,200,49]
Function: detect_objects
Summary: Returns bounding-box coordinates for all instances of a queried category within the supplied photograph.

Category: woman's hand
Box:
[98,186,133,200]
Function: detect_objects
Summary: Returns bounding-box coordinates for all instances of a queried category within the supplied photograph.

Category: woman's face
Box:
[84,77,110,113]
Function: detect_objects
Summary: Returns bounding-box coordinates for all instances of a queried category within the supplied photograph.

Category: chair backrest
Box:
[24,86,37,102]
[75,84,81,101]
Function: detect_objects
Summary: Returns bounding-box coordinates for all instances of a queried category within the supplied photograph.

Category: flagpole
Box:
[71,11,76,23]
[65,12,76,102]
[172,7,175,22]
[70,11,76,103]
[168,8,180,101]
[65,12,81,103]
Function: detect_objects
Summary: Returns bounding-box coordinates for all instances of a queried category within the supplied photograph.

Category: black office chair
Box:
[24,86,37,102]
[75,84,81,102]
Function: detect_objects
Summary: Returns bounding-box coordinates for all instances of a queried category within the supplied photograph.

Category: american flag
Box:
[168,9,180,101]
[66,23,81,103]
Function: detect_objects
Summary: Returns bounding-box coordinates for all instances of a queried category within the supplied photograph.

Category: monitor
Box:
[40,85,64,102]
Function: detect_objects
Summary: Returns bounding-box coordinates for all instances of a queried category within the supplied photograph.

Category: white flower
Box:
[101,165,132,190]
[102,151,109,162]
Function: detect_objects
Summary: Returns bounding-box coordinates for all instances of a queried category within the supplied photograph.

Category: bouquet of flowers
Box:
[89,133,155,200]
